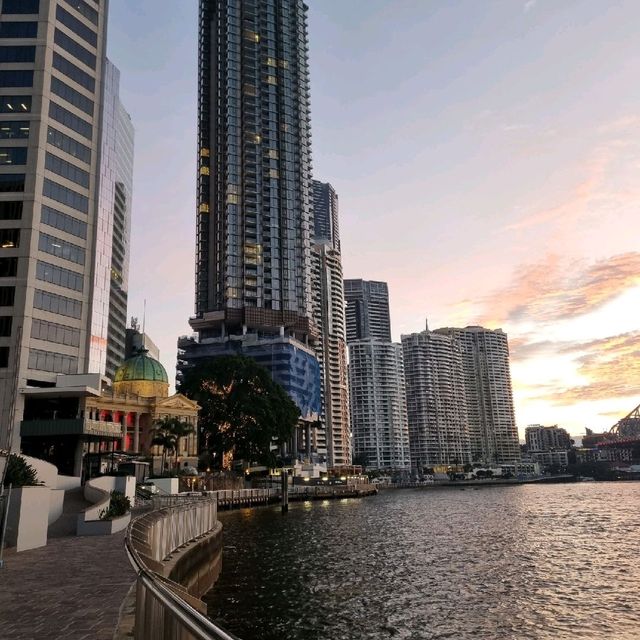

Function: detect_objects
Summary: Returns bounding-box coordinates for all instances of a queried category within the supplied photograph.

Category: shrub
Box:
[3,454,39,488]
[99,490,131,520]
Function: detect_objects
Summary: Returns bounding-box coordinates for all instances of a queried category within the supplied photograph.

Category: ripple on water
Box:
[204,483,640,640]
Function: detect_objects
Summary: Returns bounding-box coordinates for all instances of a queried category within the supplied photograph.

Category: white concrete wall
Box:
[152,477,179,495]
[5,487,50,552]
[77,475,134,536]
[48,489,65,525]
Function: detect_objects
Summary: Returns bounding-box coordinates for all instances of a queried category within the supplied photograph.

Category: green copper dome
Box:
[114,349,168,384]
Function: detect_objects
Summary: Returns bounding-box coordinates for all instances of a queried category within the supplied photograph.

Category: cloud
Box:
[477,252,640,327]
[524,0,537,12]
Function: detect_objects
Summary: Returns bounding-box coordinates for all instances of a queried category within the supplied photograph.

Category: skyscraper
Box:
[402,328,471,470]
[179,0,321,472]
[344,279,391,342]
[435,326,520,464]
[0,0,131,455]
[349,340,410,471]
[311,181,350,468]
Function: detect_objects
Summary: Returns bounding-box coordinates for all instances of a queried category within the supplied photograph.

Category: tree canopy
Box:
[179,355,300,468]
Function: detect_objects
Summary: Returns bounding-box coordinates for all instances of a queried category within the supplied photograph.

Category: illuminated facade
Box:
[0,1,133,454]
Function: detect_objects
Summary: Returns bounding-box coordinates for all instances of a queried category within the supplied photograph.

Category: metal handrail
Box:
[125,506,240,640]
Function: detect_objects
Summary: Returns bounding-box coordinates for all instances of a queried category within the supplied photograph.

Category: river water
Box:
[205,483,640,640]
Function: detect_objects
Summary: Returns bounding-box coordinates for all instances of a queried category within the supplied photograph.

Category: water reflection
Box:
[205,484,640,640]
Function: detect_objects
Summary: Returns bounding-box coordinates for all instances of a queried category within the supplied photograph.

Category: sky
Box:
[107,0,640,438]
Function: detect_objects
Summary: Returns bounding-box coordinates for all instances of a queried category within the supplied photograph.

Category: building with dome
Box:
[19,349,199,480]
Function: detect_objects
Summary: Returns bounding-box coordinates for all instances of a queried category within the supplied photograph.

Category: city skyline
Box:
[107,0,640,437]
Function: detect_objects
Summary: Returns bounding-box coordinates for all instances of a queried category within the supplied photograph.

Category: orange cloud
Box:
[477,252,640,327]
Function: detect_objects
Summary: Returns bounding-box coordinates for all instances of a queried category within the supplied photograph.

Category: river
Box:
[204,483,640,639]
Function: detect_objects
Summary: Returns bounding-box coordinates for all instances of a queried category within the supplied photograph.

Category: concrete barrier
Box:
[77,475,135,536]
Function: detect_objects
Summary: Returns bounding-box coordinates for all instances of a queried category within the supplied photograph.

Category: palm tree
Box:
[152,417,195,473]
[169,419,195,472]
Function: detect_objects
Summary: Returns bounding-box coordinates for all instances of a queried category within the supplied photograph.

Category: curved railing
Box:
[125,497,240,640]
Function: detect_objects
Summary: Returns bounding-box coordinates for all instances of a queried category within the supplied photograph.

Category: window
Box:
[33,288,81,318]
[0,70,33,87]
[47,126,90,164]
[0,258,18,277]
[36,260,83,292]
[38,232,85,265]
[0,22,38,38]
[0,174,25,192]
[40,204,86,238]
[55,5,97,47]
[0,46,35,63]
[0,95,31,113]
[0,201,22,220]
[54,28,95,69]
[50,76,93,116]
[43,178,88,213]
[0,347,8,368]
[0,286,15,308]
[0,121,29,139]
[52,52,94,92]
[61,0,98,26]
[49,101,92,140]
[31,318,80,347]
[45,152,89,188]
[0,229,20,248]
[0,147,27,165]
[28,348,78,374]
[1,0,40,14]
[0,315,11,337]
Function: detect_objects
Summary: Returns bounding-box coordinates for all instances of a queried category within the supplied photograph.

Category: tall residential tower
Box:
[0,0,132,456]
[344,279,391,343]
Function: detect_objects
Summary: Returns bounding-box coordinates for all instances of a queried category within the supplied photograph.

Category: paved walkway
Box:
[0,492,135,639]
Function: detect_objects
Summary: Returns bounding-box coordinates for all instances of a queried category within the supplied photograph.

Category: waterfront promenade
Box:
[0,530,134,640]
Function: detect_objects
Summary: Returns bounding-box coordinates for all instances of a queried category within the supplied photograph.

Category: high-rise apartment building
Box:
[0,0,132,455]
[402,328,471,470]
[311,181,349,467]
[312,180,339,251]
[435,326,520,464]
[525,425,571,452]
[179,0,321,472]
[349,340,410,471]
[344,279,391,343]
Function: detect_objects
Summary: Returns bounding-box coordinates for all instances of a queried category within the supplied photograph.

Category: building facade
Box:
[312,180,339,251]
[180,0,321,471]
[0,0,130,456]
[348,340,410,471]
[344,279,391,342]
[435,326,520,465]
[402,329,471,470]
[525,424,572,452]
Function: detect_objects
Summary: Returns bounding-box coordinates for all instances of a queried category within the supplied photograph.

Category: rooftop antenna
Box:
[142,298,146,335]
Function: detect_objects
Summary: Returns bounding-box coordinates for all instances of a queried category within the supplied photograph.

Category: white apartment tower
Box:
[349,340,410,471]
[401,328,471,470]
[436,327,520,464]
[0,0,132,455]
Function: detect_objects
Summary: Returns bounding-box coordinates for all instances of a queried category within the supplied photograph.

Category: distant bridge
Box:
[598,402,640,449]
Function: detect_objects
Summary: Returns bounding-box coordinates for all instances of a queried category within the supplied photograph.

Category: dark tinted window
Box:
[31,318,80,347]
[45,152,89,188]
[0,70,33,87]
[33,288,82,319]
[48,101,92,140]
[36,260,83,292]
[0,174,25,192]
[42,178,88,213]
[0,346,8,368]
[0,201,22,220]
[40,204,87,239]
[0,146,27,165]
[54,28,95,69]
[55,5,97,47]
[0,95,31,113]
[52,52,94,92]
[38,231,85,265]
[50,76,93,116]
[0,45,35,62]
[0,22,38,38]
[0,286,15,305]
[0,257,18,277]
[0,121,29,139]
[28,348,78,374]
[61,0,98,26]
[0,228,20,248]
[1,0,40,14]
[0,315,12,337]
[47,126,91,164]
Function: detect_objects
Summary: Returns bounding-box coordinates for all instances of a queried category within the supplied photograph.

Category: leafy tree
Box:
[179,355,300,468]
[152,416,196,473]
[3,454,39,488]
